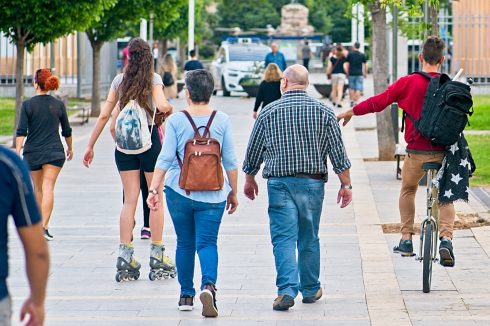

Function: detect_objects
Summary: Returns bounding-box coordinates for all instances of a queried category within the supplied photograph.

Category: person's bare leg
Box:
[354,90,362,102]
[31,170,43,212]
[336,83,344,106]
[349,89,355,102]
[144,171,163,242]
[331,82,338,105]
[40,165,62,228]
[119,170,140,244]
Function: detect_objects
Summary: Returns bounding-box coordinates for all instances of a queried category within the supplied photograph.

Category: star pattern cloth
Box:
[435,134,476,204]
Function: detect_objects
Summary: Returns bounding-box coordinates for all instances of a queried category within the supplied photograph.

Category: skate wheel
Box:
[134,270,140,281]
[170,273,176,278]
[149,271,156,281]
[115,272,122,282]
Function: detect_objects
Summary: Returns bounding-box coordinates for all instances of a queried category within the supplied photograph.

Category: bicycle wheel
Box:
[422,222,433,293]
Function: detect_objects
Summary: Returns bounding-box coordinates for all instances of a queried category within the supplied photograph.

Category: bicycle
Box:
[416,162,442,293]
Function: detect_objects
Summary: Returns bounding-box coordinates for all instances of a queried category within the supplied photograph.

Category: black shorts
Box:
[115,128,162,172]
[29,158,65,171]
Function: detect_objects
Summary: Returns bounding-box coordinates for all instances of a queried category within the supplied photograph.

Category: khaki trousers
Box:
[400,152,455,239]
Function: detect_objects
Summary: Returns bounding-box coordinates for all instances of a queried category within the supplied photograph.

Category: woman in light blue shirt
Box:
[148,70,238,317]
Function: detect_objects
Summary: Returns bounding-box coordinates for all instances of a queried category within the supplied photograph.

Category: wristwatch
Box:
[149,189,158,195]
[340,184,353,190]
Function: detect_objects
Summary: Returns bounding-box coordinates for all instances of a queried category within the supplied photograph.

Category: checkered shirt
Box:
[242,90,351,181]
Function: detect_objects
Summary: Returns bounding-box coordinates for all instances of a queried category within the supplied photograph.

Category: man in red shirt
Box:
[337,36,456,267]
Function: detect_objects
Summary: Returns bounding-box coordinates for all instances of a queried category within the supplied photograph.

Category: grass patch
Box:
[0,97,90,136]
[468,95,490,130]
[0,98,15,136]
[466,133,490,186]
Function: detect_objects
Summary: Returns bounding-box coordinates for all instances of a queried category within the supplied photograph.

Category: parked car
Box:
[209,40,270,96]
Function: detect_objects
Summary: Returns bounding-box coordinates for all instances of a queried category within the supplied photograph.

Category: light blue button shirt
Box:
[155,111,238,203]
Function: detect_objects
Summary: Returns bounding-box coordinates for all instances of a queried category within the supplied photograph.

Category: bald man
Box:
[265,43,287,71]
[243,64,352,311]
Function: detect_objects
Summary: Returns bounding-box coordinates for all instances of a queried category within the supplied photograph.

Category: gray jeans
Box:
[0,296,11,326]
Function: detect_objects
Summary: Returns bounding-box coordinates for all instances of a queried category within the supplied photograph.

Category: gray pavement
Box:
[5,74,490,325]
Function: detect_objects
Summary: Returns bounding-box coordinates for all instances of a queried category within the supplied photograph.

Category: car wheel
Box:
[222,77,231,97]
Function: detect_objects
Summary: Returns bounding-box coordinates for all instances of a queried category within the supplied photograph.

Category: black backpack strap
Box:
[401,111,406,133]
[412,71,434,80]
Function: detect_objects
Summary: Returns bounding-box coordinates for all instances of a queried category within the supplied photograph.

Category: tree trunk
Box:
[12,41,26,146]
[369,1,395,161]
[430,5,439,36]
[157,38,168,73]
[90,42,103,117]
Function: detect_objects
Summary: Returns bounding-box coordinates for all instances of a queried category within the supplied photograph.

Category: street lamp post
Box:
[188,0,195,57]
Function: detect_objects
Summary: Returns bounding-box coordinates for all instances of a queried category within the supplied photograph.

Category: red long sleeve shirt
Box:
[353,72,445,152]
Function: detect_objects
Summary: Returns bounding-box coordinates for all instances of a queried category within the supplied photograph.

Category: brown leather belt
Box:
[293,173,325,180]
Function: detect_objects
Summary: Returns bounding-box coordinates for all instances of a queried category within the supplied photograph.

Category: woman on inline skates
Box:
[83,38,175,282]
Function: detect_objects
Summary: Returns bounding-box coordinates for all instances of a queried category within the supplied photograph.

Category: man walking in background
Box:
[0,146,49,326]
[243,64,353,311]
[345,42,368,108]
[265,43,287,72]
[184,49,204,72]
[301,41,312,70]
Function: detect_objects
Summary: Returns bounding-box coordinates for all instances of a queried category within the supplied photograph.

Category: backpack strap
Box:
[412,71,434,80]
[182,110,201,137]
[203,110,217,138]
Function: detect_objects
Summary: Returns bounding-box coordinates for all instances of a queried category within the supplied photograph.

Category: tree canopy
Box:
[0,0,113,50]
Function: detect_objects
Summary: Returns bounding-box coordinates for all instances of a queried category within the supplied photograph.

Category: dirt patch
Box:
[382,214,490,234]
[355,127,377,131]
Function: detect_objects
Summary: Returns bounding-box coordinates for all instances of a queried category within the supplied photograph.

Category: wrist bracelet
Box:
[340,185,352,190]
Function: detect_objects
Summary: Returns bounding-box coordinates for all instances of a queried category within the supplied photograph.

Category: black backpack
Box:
[162,71,175,87]
[403,72,473,146]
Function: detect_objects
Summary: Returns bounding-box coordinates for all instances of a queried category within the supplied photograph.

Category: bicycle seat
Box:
[422,163,442,171]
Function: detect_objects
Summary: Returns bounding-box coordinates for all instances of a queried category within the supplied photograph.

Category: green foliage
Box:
[0,0,113,50]
[466,134,490,186]
[0,98,15,136]
[218,0,280,31]
[468,96,490,131]
[85,0,147,46]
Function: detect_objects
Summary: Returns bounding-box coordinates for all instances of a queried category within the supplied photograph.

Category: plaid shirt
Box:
[242,90,351,181]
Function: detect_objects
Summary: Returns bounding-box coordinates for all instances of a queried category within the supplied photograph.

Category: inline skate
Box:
[149,244,176,281]
[115,244,141,282]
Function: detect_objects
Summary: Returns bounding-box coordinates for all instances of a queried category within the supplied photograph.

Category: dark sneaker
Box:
[273,295,295,311]
[393,239,415,257]
[350,101,355,108]
[140,227,151,240]
[178,294,194,311]
[43,228,53,241]
[200,284,218,317]
[336,103,343,108]
[439,238,455,267]
[302,288,322,304]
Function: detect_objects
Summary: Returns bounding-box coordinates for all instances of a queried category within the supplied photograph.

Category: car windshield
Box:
[228,46,269,61]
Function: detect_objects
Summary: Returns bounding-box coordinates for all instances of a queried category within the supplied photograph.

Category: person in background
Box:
[1,146,50,326]
[16,68,73,241]
[121,46,129,72]
[265,43,287,72]
[159,53,178,101]
[184,50,204,72]
[326,45,347,108]
[345,41,368,108]
[253,63,282,119]
[148,70,238,317]
[243,64,352,311]
[153,42,159,70]
[301,41,312,70]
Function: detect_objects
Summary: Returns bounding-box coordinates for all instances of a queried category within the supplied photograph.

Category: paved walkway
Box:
[6,75,490,325]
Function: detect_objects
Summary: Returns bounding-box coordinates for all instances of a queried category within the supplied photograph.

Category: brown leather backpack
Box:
[177,110,224,193]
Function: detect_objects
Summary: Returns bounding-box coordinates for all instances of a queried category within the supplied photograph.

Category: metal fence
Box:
[407,13,490,84]
[0,33,83,86]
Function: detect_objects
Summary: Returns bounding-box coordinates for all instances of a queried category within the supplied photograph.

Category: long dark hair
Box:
[118,38,154,113]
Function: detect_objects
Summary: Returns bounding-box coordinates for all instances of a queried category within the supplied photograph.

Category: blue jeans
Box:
[267,177,325,298]
[348,75,364,92]
[165,187,226,296]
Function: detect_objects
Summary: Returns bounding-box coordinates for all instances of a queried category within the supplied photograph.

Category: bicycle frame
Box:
[418,168,439,261]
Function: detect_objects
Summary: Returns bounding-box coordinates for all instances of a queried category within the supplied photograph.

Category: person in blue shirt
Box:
[0,146,49,326]
[147,69,238,318]
[265,43,287,72]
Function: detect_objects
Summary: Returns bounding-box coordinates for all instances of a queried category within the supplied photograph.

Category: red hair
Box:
[35,68,60,91]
